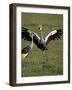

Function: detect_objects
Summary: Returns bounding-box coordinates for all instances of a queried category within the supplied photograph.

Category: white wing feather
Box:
[33,32,41,40]
[45,30,57,42]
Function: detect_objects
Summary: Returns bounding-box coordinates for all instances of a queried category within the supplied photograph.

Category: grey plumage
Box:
[22,45,32,54]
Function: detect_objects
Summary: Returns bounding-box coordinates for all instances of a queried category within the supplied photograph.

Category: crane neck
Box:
[32,35,33,44]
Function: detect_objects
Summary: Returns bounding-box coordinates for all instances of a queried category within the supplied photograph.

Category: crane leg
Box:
[42,50,48,63]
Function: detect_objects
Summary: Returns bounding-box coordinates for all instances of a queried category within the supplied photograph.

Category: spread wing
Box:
[22,27,32,41]
[45,29,63,45]
[22,27,41,45]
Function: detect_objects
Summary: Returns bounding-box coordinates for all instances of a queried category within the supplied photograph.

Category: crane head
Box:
[38,24,42,31]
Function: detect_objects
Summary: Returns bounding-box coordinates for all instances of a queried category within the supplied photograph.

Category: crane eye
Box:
[38,27,40,30]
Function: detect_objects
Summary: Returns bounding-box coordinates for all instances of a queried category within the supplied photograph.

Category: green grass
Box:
[21,13,63,77]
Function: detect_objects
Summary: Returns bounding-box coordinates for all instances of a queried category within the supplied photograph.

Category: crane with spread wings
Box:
[22,25,63,51]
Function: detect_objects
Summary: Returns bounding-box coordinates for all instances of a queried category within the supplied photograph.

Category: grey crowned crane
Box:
[21,30,34,59]
[22,25,63,51]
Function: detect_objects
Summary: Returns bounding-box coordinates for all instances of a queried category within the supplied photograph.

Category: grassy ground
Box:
[21,13,63,77]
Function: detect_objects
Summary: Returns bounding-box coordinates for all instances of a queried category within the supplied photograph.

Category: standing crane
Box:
[22,25,63,51]
[21,28,34,60]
